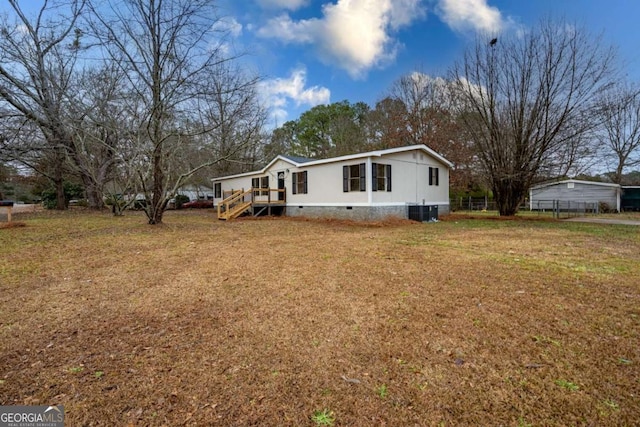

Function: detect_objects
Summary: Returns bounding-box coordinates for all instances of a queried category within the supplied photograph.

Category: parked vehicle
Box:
[182,199,213,209]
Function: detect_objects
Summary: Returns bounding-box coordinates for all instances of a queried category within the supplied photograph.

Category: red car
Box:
[182,199,213,209]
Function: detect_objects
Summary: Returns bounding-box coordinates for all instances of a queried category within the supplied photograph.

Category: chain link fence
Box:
[450,196,600,219]
[529,200,600,219]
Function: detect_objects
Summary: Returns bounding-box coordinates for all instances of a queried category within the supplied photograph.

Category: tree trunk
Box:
[493,179,526,216]
[79,173,105,210]
[147,143,165,225]
[54,178,66,210]
[53,149,67,210]
[85,185,105,210]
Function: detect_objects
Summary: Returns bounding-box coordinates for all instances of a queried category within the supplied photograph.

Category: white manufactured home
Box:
[211,145,452,221]
[529,179,621,212]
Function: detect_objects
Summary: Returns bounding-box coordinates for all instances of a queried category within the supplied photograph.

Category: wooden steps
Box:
[217,187,286,220]
[224,201,252,220]
[217,189,252,220]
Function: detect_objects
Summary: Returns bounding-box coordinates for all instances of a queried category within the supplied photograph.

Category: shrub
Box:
[598,202,614,213]
[175,194,190,209]
[41,182,84,209]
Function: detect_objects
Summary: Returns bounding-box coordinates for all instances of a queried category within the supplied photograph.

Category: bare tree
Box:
[451,19,617,215]
[63,64,131,209]
[383,72,481,194]
[193,62,267,177]
[367,97,411,149]
[88,0,263,224]
[594,82,640,184]
[0,0,85,209]
[390,72,455,147]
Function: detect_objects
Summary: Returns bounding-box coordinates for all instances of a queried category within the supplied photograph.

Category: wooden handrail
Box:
[218,189,252,220]
[217,187,287,220]
[251,188,286,204]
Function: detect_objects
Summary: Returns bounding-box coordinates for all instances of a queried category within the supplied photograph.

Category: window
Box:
[252,176,269,195]
[214,183,221,198]
[292,171,308,194]
[343,163,366,192]
[372,163,392,192]
[429,167,439,186]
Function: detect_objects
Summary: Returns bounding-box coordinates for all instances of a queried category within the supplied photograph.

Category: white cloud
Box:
[257,0,426,79]
[259,67,331,122]
[436,0,503,33]
[256,0,309,10]
[257,14,316,43]
[212,17,243,38]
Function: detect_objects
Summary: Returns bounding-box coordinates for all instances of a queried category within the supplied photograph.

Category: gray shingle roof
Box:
[281,155,314,164]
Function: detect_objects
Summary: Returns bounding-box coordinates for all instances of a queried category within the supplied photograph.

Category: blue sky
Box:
[219,0,640,126]
[3,1,639,127]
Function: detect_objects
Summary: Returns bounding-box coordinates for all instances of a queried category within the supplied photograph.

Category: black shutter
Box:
[372,163,378,192]
[435,167,439,186]
[343,166,348,192]
[292,172,298,195]
[429,167,433,186]
[386,164,392,192]
[359,163,366,191]
[303,171,308,194]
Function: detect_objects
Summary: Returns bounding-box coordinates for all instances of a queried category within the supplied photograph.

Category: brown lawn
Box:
[1,210,639,426]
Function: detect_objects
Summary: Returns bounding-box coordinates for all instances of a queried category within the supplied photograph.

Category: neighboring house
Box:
[529,179,621,212]
[211,144,453,221]
[175,184,214,201]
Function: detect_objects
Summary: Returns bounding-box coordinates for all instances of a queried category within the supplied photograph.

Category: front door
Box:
[278,172,285,201]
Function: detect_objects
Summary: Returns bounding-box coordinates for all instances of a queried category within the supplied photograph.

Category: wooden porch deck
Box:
[217,188,286,220]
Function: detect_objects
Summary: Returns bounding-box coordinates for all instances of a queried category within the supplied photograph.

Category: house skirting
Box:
[285,204,450,221]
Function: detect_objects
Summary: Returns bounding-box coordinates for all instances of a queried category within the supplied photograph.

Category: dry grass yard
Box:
[1,210,639,426]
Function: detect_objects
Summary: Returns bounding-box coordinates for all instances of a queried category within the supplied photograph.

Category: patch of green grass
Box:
[517,417,533,427]
[69,366,84,374]
[377,384,388,398]
[311,409,335,426]
[555,379,579,391]
[532,335,561,347]
[94,371,104,378]
[602,399,619,411]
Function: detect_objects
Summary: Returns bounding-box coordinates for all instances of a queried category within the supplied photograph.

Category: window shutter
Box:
[435,167,439,186]
[303,171,308,194]
[292,172,298,195]
[343,166,348,192]
[359,163,366,191]
[429,167,433,186]
[386,164,392,192]
[372,163,378,192]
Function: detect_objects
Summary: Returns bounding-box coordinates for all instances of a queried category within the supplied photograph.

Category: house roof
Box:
[531,179,621,190]
[280,154,314,164]
[212,144,453,182]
